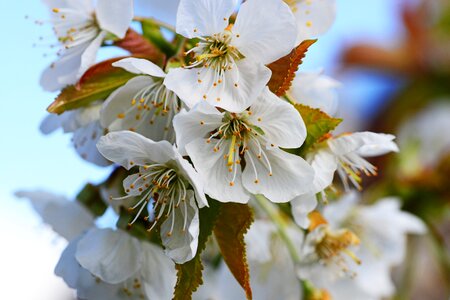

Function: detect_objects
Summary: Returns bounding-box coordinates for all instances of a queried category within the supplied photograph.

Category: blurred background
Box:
[0,0,448,299]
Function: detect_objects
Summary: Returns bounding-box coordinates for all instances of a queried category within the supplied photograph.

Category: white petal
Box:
[174,153,209,208]
[140,242,177,300]
[97,131,176,169]
[165,59,271,112]
[293,0,336,43]
[329,132,399,157]
[242,146,315,203]
[72,121,111,167]
[290,70,340,116]
[232,0,297,64]
[55,236,94,290]
[291,193,318,229]
[15,190,95,240]
[353,132,399,157]
[186,139,250,203]
[173,104,224,155]
[249,88,306,148]
[40,47,84,91]
[76,228,143,284]
[65,0,94,13]
[39,113,64,135]
[176,0,237,38]
[101,76,152,128]
[160,192,200,264]
[245,220,276,263]
[96,0,133,38]
[308,149,338,192]
[323,191,359,227]
[113,57,166,77]
[78,31,106,78]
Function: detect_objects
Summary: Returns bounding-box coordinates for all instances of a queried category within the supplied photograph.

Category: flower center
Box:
[112,164,189,236]
[315,227,361,275]
[186,31,243,71]
[50,8,99,51]
[203,112,274,186]
[115,79,181,139]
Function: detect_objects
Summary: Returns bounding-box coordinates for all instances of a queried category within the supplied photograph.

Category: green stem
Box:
[284,92,297,105]
[254,195,301,263]
[134,16,176,33]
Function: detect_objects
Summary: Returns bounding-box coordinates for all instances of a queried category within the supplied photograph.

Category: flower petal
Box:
[329,132,399,157]
[173,103,224,155]
[290,70,340,116]
[232,0,297,64]
[242,146,314,203]
[78,31,106,78]
[249,88,306,148]
[95,0,133,38]
[291,193,318,229]
[293,0,336,43]
[15,190,95,240]
[97,131,176,169]
[140,242,177,300]
[308,149,338,192]
[165,59,271,112]
[73,121,111,167]
[176,0,237,38]
[160,191,200,263]
[186,139,250,203]
[76,228,143,284]
[174,153,208,208]
[113,57,166,78]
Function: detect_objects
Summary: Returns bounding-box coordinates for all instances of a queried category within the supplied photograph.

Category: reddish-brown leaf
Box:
[214,203,254,300]
[267,39,317,97]
[115,29,165,65]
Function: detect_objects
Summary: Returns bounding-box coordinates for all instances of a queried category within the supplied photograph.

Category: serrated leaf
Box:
[173,200,222,300]
[295,104,342,154]
[47,57,138,114]
[267,39,317,97]
[76,183,107,217]
[214,203,254,300]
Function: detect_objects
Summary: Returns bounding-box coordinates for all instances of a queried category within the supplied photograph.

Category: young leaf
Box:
[214,203,254,300]
[295,104,342,154]
[140,20,177,57]
[47,57,137,114]
[115,29,166,64]
[173,200,222,300]
[267,39,317,97]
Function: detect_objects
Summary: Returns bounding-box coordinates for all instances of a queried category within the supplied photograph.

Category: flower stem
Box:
[254,194,301,263]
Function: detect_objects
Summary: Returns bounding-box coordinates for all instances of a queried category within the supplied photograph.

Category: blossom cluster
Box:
[19,0,427,299]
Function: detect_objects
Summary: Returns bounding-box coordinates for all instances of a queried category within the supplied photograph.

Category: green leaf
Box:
[141,21,177,57]
[47,57,137,114]
[76,183,107,217]
[214,203,254,300]
[267,39,317,97]
[295,104,342,155]
[173,200,222,300]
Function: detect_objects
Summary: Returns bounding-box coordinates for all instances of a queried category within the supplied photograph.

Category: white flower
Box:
[284,0,337,43]
[195,221,303,300]
[173,88,314,204]
[40,101,110,166]
[398,101,450,170]
[40,0,134,91]
[289,70,341,116]
[97,130,207,263]
[164,0,297,112]
[101,58,183,143]
[15,190,95,240]
[291,132,399,228]
[56,228,176,300]
[320,192,426,300]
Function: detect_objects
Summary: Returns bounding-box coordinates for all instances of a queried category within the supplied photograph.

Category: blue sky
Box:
[0,0,402,299]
